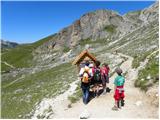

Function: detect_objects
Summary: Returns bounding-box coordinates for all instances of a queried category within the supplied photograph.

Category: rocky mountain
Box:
[1,40,19,49]
[31,2,158,67]
[1,2,159,119]
[36,2,158,50]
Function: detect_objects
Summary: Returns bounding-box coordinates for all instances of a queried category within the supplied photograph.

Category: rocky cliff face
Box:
[35,2,158,54]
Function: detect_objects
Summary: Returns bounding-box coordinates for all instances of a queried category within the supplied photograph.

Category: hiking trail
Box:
[1,61,15,69]
[31,52,158,119]
[52,53,158,118]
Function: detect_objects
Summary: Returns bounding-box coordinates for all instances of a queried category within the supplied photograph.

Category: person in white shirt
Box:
[79,61,91,105]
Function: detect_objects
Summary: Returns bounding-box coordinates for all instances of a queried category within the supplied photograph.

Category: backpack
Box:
[93,67,101,82]
[82,67,90,83]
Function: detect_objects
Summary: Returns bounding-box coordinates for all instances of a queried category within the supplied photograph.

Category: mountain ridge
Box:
[1,40,19,49]
[35,2,158,52]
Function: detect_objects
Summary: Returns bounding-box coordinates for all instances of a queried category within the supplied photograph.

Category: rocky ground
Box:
[30,53,159,119]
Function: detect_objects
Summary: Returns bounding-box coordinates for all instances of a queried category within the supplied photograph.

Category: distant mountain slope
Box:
[1,34,56,72]
[1,40,19,49]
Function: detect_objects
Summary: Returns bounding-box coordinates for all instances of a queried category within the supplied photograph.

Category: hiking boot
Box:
[112,106,118,111]
[93,92,96,98]
[121,100,125,107]
[106,87,110,92]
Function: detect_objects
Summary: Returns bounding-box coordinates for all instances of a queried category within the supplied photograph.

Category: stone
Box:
[79,109,90,119]
[135,101,143,107]
[147,75,151,80]
[14,89,23,94]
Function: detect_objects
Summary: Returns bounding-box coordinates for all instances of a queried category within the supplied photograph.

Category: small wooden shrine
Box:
[72,50,97,71]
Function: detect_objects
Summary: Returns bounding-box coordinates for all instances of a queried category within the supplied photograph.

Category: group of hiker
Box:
[79,60,125,110]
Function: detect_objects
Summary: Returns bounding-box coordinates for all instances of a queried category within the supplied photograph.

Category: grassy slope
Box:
[134,52,159,91]
[1,34,55,71]
[1,62,77,118]
[68,82,82,104]
[101,21,158,69]
[1,62,11,72]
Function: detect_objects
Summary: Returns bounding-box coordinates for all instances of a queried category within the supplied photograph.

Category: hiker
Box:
[88,63,96,97]
[112,67,125,110]
[101,63,110,94]
[93,61,102,97]
[79,61,91,105]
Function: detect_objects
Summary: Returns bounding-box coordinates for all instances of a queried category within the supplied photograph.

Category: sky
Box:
[1,1,156,43]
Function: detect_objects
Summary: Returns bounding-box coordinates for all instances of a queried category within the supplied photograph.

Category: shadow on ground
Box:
[88,87,112,104]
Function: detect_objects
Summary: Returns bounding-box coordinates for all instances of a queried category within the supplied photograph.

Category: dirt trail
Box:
[1,61,15,68]
[52,53,158,118]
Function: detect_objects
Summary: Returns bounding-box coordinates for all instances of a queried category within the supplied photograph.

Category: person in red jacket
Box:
[101,63,110,94]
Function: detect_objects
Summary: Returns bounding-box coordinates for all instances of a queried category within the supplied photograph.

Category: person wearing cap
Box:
[112,67,125,110]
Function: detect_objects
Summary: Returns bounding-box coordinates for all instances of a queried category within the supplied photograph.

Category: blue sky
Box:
[1,1,155,43]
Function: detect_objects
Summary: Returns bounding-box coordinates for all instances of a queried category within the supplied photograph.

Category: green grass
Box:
[32,34,56,48]
[128,10,141,15]
[79,38,107,46]
[1,62,11,73]
[68,82,82,104]
[134,52,159,91]
[79,38,93,46]
[63,46,70,53]
[104,24,117,33]
[1,44,34,68]
[132,49,157,68]
[1,34,56,72]
[125,10,141,21]
[1,62,77,118]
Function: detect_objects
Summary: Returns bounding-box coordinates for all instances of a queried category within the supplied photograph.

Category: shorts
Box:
[114,87,125,101]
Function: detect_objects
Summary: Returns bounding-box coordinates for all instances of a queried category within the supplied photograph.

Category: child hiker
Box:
[101,63,110,94]
[112,67,125,110]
